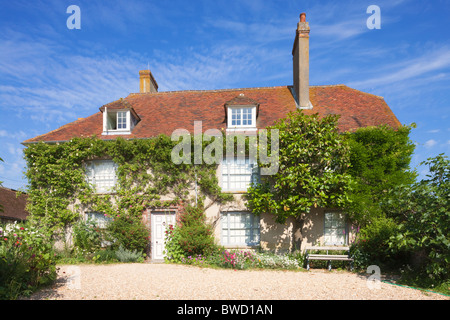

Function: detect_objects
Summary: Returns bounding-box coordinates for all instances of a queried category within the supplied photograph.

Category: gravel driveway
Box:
[25,263,448,300]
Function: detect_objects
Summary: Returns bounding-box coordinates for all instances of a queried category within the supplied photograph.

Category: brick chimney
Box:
[139,70,158,93]
[292,13,312,109]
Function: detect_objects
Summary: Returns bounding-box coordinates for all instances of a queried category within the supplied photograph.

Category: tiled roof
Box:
[22,84,401,144]
[225,94,260,106]
[0,187,29,221]
[99,98,141,121]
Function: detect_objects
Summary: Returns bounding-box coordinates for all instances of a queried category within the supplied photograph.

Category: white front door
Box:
[151,212,176,260]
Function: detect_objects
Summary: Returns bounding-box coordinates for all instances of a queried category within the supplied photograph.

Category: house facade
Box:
[22,14,400,259]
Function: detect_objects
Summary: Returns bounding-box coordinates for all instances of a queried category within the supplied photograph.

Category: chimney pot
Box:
[300,13,306,22]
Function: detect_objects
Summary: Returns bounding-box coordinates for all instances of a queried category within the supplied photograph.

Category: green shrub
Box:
[0,222,57,300]
[178,204,217,257]
[176,222,216,257]
[115,245,144,263]
[72,218,103,254]
[92,248,118,263]
[383,154,450,284]
[164,204,218,262]
[163,224,185,262]
[350,216,403,270]
[107,214,149,253]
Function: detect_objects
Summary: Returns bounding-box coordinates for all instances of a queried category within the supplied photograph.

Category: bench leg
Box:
[306,259,310,271]
[327,260,332,271]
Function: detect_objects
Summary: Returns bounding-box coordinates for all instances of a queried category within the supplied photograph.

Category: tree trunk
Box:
[292,216,304,252]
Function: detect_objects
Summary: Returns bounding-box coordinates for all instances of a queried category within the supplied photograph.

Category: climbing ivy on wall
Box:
[23,135,233,232]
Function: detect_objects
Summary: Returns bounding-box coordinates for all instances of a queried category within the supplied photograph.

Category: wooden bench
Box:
[304,246,354,271]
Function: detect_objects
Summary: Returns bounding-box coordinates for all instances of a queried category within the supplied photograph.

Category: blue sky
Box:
[0,0,449,190]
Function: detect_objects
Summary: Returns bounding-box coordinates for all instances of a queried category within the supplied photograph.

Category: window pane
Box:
[242,108,252,125]
[107,112,117,130]
[230,108,243,126]
[117,111,127,129]
[221,212,260,246]
[86,212,112,229]
[221,157,258,192]
[324,212,347,245]
[86,160,117,193]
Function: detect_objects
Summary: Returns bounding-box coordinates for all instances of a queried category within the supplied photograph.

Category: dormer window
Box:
[100,99,140,135]
[224,94,259,131]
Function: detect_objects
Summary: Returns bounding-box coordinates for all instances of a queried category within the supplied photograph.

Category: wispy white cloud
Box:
[348,48,450,90]
[0,25,282,128]
[0,130,27,141]
[0,33,141,125]
[6,143,23,157]
[313,19,367,42]
[424,139,437,148]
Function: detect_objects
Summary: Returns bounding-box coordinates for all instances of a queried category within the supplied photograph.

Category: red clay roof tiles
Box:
[22,84,401,144]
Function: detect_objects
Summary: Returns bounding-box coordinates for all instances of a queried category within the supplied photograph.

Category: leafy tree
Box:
[246,111,352,245]
[384,154,450,282]
[344,124,416,225]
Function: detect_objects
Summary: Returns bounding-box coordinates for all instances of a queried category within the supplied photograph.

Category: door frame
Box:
[150,210,176,261]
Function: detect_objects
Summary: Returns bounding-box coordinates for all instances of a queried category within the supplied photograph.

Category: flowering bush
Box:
[164,224,185,262]
[181,254,207,266]
[253,251,300,270]
[206,249,301,270]
[217,250,257,270]
[164,204,218,262]
[0,222,57,299]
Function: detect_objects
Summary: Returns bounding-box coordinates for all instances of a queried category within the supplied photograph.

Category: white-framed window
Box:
[221,157,259,192]
[86,212,112,229]
[85,160,118,193]
[221,211,260,246]
[227,106,256,128]
[324,212,348,245]
[102,109,138,135]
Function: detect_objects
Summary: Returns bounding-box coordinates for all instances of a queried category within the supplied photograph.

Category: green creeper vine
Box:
[23,135,233,233]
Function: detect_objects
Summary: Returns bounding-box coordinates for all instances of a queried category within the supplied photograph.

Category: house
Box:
[0,187,29,224]
[22,13,400,259]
